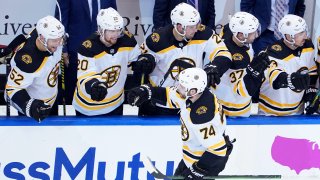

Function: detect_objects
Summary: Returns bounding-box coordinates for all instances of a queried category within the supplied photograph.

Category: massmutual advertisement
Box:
[0,122,320,179]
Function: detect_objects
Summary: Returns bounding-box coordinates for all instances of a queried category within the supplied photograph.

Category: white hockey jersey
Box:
[212,35,254,117]
[258,39,317,115]
[142,24,231,88]
[72,31,140,115]
[161,87,227,167]
[5,30,62,114]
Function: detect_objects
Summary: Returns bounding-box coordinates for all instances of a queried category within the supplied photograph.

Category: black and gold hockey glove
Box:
[130,54,156,74]
[127,84,152,106]
[246,51,270,79]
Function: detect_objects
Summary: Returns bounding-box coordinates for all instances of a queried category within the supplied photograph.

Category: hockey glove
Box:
[204,63,220,87]
[27,99,51,122]
[246,51,270,79]
[130,54,156,74]
[90,81,108,101]
[304,87,320,115]
[127,84,152,106]
[181,162,208,180]
[287,69,310,92]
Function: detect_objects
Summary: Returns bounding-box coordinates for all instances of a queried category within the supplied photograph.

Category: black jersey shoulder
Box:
[190,89,216,124]
[117,30,137,48]
[14,33,51,73]
[267,40,292,60]
[223,36,251,69]
[78,33,106,58]
[268,39,314,60]
[192,24,214,41]
[301,39,314,49]
[145,25,175,53]
[221,23,233,40]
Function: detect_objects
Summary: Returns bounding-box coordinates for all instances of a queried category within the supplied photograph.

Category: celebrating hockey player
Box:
[237,15,318,116]
[72,8,142,116]
[127,68,233,178]
[5,16,65,122]
[132,3,232,116]
[213,12,263,117]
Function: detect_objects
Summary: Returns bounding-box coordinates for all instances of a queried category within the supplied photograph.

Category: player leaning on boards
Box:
[5,16,65,122]
[213,12,265,117]
[72,8,143,116]
[131,3,232,116]
[237,15,318,116]
[128,68,233,179]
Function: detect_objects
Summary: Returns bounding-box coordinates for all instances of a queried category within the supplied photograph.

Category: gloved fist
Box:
[246,51,270,79]
[27,99,51,122]
[304,87,320,115]
[181,162,208,180]
[90,81,108,101]
[130,54,156,74]
[127,84,152,106]
[204,63,220,87]
[287,69,310,91]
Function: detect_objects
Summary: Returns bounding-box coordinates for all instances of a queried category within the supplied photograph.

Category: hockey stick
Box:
[158,58,194,87]
[56,0,67,116]
[142,156,281,179]
[60,55,66,116]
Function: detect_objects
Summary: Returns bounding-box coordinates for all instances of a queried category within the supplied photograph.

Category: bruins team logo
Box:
[21,54,32,64]
[272,44,282,51]
[197,24,205,31]
[82,40,92,48]
[151,33,160,42]
[180,118,189,141]
[196,106,208,115]
[47,62,60,87]
[170,58,196,80]
[232,53,244,61]
[101,65,121,88]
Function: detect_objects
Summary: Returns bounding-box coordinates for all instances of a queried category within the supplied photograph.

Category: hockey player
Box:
[237,15,317,116]
[5,16,65,122]
[132,3,232,116]
[127,68,233,178]
[212,12,262,117]
[72,8,143,116]
[305,35,320,115]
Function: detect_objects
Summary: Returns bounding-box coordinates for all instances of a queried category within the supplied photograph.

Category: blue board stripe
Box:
[0,115,319,126]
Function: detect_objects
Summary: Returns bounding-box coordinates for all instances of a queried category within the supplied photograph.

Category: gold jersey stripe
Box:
[260,94,300,108]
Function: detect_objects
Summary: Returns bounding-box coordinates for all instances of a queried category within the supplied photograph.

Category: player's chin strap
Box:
[174,25,191,42]
[38,37,52,54]
[234,33,250,47]
[283,35,299,50]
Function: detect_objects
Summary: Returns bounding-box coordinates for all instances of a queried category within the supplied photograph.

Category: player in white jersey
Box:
[133,3,232,116]
[304,36,320,114]
[237,15,317,116]
[5,16,65,122]
[212,12,261,117]
[127,68,233,178]
[72,8,143,116]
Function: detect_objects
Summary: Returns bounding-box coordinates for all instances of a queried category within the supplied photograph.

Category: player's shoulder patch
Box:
[190,90,215,124]
[267,41,290,60]
[232,53,244,61]
[78,33,105,57]
[151,32,160,43]
[271,44,283,52]
[192,24,213,40]
[146,26,174,53]
[14,45,48,73]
